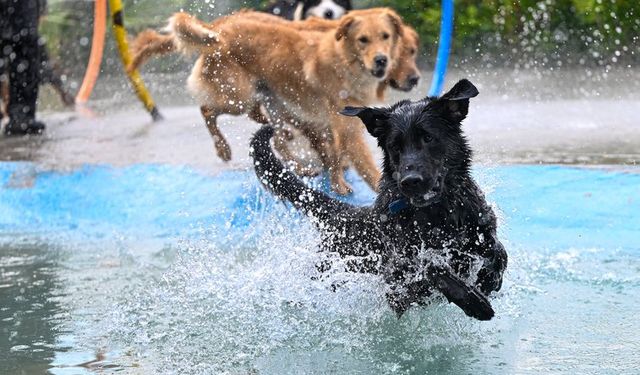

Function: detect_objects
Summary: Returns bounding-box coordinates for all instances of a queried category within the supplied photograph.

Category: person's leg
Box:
[0,0,9,124]
[0,59,6,124]
[4,0,45,135]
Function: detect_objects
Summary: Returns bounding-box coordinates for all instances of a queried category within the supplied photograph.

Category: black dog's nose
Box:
[324,9,334,19]
[400,174,424,192]
[374,55,388,69]
[408,74,420,87]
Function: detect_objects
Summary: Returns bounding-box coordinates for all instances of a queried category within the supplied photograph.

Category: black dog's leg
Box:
[386,265,494,320]
[476,238,508,295]
[463,200,508,296]
[428,265,495,321]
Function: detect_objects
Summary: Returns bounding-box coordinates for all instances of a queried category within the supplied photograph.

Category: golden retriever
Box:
[132,9,407,193]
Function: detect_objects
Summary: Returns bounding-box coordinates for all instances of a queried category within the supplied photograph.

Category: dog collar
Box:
[388,198,409,215]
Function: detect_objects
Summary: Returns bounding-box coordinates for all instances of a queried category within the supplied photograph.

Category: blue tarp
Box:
[1,163,638,251]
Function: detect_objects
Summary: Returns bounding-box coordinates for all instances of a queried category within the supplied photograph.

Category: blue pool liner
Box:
[1,163,638,252]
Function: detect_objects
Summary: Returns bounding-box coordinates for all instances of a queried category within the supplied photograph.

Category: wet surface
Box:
[0,165,639,374]
[2,68,639,170]
[0,243,63,374]
[1,68,639,373]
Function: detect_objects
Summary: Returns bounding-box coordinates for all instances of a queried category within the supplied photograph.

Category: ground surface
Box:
[2,68,639,169]
[1,68,639,374]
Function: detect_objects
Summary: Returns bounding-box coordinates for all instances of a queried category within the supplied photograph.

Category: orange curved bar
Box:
[75,0,107,104]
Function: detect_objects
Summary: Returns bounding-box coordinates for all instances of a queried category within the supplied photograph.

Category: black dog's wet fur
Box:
[250,79,507,320]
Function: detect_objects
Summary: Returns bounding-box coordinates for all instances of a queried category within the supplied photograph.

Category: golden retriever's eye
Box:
[358,36,369,44]
[409,48,416,55]
[382,32,390,40]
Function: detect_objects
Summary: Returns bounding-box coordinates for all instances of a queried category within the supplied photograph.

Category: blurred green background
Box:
[41,0,638,78]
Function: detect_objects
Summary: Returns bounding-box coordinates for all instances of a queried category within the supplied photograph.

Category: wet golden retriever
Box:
[127,9,421,164]
[132,9,408,193]
[129,9,420,102]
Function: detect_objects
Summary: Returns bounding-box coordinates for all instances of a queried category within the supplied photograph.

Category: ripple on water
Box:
[1,164,639,373]
[102,207,508,374]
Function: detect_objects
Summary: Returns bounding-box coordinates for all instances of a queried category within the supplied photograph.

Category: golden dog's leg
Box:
[249,102,305,172]
[254,92,299,166]
[0,76,8,119]
[200,105,232,162]
[336,118,381,192]
[273,128,298,164]
[306,116,352,195]
[279,126,295,141]
[248,104,268,124]
[254,87,348,193]
[273,127,320,177]
[327,137,353,195]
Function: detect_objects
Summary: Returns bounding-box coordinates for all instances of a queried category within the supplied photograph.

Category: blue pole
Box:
[428,0,454,97]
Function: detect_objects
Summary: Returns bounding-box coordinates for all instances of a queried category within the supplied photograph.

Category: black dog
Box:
[264,0,352,21]
[250,79,507,320]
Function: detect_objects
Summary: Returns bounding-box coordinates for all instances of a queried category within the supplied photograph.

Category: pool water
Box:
[1,163,639,374]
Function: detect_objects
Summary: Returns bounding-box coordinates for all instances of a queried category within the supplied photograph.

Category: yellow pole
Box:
[108,0,162,121]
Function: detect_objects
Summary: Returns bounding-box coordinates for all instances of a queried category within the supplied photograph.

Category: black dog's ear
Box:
[437,79,479,123]
[340,106,390,137]
[442,79,479,101]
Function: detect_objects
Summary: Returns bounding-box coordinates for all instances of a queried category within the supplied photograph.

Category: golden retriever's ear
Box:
[387,12,404,38]
[336,16,356,40]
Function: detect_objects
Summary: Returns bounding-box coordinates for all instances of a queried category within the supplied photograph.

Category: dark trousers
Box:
[0,0,42,124]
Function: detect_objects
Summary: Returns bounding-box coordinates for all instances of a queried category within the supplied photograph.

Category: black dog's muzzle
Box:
[401,168,448,208]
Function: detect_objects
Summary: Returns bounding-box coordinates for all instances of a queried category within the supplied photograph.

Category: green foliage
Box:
[375,0,639,66]
[39,0,639,76]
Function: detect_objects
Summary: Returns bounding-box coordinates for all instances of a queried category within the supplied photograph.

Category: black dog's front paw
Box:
[428,266,494,321]
[436,273,494,321]
[477,241,508,295]
[476,267,503,295]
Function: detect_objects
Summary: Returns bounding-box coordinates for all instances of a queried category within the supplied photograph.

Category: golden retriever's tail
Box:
[127,29,176,73]
[167,12,220,54]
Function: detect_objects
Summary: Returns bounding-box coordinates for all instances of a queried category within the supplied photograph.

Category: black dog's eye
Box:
[422,134,433,143]
[358,36,369,44]
[387,139,402,162]
[382,32,390,40]
[389,148,400,163]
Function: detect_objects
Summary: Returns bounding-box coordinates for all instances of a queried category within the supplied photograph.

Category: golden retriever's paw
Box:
[295,164,322,177]
[365,173,382,192]
[282,128,295,141]
[332,180,353,195]
[215,141,232,162]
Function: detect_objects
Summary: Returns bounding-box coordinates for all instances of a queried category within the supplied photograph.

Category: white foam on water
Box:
[5,166,638,373]
[99,206,514,374]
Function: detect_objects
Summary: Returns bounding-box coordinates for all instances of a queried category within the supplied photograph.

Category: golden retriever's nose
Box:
[374,55,388,69]
[408,74,420,87]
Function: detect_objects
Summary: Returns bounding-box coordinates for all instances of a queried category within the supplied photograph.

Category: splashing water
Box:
[104,209,509,374]
[1,163,639,374]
